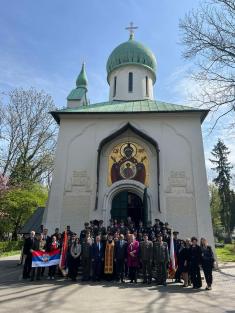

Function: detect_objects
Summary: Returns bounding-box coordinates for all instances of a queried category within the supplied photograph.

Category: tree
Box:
[209,183,223,239]
[179,0,235,127]
[0,184,48,240]
[0,88,58,186]
[210,139,233,242]
[230,190,235,232]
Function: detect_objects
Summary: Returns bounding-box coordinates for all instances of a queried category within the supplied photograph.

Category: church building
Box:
[43,26,214,244]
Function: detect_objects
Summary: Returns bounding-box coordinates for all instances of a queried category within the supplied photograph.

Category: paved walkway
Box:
[0,255,235,313]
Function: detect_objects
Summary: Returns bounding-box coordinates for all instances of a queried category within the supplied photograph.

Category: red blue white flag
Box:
[169,231,176,278]
[32,249,61,267]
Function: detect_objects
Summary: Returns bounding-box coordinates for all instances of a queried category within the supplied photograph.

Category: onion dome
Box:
[106,34,157,83]
[76,62,88,88]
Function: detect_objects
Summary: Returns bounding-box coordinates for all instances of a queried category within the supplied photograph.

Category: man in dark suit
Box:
[91,235,104,281]
[114,234,127,283]
[22,230,37,279]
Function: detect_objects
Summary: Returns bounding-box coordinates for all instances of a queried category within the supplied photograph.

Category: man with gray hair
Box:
[22,230,37,279]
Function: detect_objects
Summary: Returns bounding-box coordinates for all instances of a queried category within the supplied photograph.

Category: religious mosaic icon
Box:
[108,142,149,186]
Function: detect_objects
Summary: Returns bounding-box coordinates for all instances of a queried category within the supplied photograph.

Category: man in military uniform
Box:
[139,233,153,284]
[81,232,93,281]
[162,227,170,247]
[153,234,169,286]
[153,219,160,233]
[80,222,90,243]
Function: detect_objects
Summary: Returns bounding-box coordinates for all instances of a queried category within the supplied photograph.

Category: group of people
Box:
[22,218,215,290]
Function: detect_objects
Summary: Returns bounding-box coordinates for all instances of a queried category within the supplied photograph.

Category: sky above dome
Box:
[0,0,234,185]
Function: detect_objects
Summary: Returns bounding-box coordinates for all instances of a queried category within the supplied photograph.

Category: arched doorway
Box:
[111,191,144,226]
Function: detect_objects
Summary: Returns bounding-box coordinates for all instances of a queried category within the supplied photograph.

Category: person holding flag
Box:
[47,236,60,280]
[59,228,68,277]
[168,230,176,280]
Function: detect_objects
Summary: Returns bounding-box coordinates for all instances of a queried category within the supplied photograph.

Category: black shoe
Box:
[142,280,147,284]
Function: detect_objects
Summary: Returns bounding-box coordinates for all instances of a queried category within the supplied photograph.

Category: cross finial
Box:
[125,22,138,40]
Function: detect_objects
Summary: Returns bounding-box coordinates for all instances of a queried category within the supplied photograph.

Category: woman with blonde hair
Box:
[200,237,215,290]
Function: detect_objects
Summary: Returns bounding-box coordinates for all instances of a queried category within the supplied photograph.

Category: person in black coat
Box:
[114,234,128,282]
[189,237,202,289]
[200,238,215,290]
[91,235,104,281]
[177,239,191,287]
[173,231,182,283]
[22,231,37,279]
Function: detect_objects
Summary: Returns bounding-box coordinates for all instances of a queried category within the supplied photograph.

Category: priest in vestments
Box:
[104,234,115,281]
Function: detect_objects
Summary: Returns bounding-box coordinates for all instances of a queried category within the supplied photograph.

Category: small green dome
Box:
[76,63,88,88]
[106,35,157,83]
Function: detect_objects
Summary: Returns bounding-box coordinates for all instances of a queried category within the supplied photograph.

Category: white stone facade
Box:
[108,65,155,101]
[43,112,214,246]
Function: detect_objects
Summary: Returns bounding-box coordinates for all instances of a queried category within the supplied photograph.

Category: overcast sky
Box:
[0,0,234,185]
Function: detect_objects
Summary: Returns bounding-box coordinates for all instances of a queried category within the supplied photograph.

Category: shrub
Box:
[0,240,23,255]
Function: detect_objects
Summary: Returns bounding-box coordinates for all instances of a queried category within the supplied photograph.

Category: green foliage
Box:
[210,139,233,242]
[0,184,48,239]
[209,184,224,240]
[230,190,235,233]
[0,240,23,255]
[216,244,235,262]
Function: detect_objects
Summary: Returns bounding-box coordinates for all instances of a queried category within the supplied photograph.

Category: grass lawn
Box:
[216,244,235,262]
[0,250,21,258]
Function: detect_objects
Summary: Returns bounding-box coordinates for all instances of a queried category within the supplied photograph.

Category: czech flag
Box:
[168,231,176,279]
[32,249,61,267]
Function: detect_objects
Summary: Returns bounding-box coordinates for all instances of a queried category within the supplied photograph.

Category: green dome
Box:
[106,35,157,83]
[76,63,88,88]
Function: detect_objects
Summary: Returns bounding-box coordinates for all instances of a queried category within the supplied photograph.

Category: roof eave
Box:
[50,109,210,125]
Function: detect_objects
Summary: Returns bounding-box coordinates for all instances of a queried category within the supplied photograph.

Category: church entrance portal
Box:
[111,191,144,226]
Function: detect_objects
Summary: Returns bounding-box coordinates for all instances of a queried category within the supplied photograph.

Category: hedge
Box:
[0,241,23,255]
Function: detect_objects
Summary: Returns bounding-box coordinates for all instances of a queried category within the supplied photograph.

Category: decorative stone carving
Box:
[165,171,193,194]
[72,171,89,186]
[65,170,91,193]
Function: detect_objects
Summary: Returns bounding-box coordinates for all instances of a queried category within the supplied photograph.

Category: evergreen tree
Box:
[210,139,233,243]
[230,190,235,234]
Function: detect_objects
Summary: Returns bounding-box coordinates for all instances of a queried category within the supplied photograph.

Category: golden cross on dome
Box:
[125,22,138,39]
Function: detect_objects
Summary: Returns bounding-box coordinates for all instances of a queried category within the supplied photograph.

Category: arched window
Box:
[113,76,117,97]
[145,76,149,97]
[128,72,133,92]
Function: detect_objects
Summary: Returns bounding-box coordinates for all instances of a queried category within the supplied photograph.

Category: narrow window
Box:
[128,72,133,92]
[113,76,117,97]
[146,76,149,97]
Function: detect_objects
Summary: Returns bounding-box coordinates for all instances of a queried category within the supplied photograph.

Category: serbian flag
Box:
[59,230,68,276]
[168,231,176,279]
[32,249,60,267]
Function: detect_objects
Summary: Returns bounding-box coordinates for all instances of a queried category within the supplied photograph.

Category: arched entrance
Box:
[111,190,144,226]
